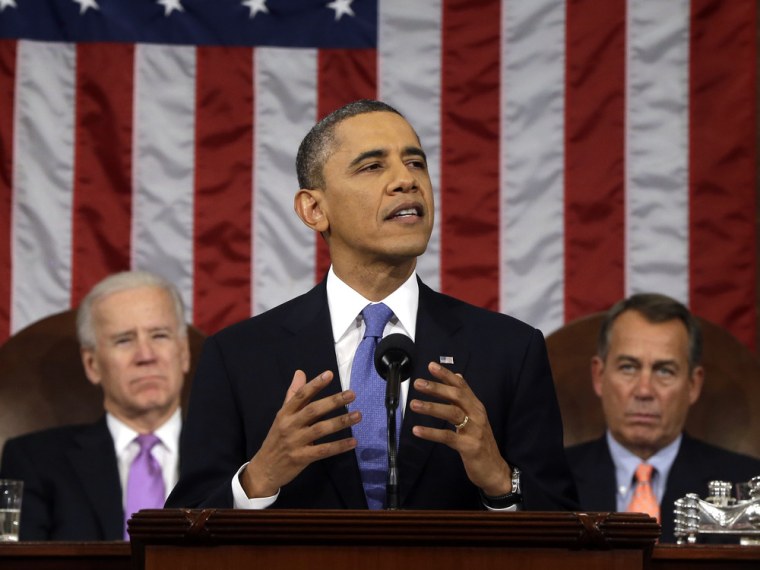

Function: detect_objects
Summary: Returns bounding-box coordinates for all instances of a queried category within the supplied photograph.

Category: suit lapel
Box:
[277,280,366,509]
[571,437,617,511]
[662,435,704,505]
[398,281,469,505]
[277,281,341,400]
[68,418,123,540]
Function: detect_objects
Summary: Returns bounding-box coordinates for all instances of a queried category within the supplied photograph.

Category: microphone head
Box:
[374,333,415,381]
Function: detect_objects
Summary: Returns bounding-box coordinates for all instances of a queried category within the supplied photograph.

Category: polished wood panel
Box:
[129,509,659,570]
[653,544,760,569]
[2,526,760,570]
[0,541,130,570]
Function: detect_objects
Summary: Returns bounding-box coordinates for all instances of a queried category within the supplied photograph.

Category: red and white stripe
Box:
[0,0,756,351]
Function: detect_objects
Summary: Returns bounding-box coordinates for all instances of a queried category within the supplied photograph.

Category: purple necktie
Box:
[124,433,164,539]
[349,302,400,510]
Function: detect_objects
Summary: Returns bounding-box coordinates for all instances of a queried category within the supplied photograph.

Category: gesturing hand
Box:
[410,362,512,497]
[241,369,360,498]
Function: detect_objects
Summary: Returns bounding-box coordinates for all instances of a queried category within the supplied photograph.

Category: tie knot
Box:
[635,463,654,483]
[135,433,160,452]
[361,303,393,339]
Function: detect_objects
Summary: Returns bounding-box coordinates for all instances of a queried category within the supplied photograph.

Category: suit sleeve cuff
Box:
[231,462,279,509]
[483,501,521,512]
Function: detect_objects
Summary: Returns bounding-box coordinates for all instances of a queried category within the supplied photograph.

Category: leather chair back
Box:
[0,309,205,456]
[546,313,760,459]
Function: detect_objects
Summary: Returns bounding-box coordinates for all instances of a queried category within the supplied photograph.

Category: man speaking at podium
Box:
[167,100,577,513]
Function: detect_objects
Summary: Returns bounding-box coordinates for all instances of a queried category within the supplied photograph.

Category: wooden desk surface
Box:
[653,544,760,569]
[0,541,131,570]
[2,539,760,570]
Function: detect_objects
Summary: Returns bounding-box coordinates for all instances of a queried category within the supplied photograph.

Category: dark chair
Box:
[0,309,205,456]
[546,313,760,459]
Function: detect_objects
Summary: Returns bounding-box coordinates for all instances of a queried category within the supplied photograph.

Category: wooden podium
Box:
[128,509,659,570]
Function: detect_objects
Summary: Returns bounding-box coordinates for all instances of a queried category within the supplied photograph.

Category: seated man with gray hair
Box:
[565,293,760,543]
[0,271,190,540]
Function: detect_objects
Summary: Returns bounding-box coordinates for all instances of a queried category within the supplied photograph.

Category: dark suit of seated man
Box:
[166,99,578,513]
[565,293,760,543]
[0,271,190,540]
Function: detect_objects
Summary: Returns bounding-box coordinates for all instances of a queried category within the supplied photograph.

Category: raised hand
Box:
[410,362,512,496]
[241,369,360,498]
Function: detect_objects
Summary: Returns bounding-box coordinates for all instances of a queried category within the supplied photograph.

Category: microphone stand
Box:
[385,360,402,510]
[375,333,414,511]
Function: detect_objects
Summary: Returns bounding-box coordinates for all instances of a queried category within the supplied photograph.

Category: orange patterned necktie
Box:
[627,463,660,521]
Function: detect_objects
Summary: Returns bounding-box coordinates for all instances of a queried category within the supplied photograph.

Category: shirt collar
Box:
[607,430,682,487]
[107,407,182,455]
[326,265,419,343]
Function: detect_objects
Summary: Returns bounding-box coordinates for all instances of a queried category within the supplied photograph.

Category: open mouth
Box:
[386,204,424,220]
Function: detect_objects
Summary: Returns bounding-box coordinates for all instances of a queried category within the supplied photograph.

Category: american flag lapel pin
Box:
[439,356,454,364]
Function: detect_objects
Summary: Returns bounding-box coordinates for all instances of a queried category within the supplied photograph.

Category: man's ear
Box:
[688,365,705,405]
[591,355,605,398]
[180,333,191,375]
[294,189,329,233]
[81,347,102,386]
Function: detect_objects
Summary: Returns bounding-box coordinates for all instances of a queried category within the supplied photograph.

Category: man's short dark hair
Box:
[296,99,404,189]
[597,293,703,372]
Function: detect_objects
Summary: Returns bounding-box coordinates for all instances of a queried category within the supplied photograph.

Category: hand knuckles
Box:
[291,387,309,403]
[314,443,332,458]
[301,404,320,422]
[274,407,288,423]
[309,422,327,439]
[271,422,290,440]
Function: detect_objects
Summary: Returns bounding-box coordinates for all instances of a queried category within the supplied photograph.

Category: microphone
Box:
[374,333,415,510]
[375,333,415,409]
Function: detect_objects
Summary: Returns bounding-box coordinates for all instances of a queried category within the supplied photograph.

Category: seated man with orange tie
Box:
[565,293,760,543]
[0,271,190,540]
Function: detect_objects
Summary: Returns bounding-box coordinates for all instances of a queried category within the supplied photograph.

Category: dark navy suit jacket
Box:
[0,418,123,540]
[166,279,578,511]
[565,433,760,542]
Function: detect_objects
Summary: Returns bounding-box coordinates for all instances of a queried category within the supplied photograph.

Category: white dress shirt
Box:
[232,267,418,509]
[107,408,182,508]
[607,430,681,511]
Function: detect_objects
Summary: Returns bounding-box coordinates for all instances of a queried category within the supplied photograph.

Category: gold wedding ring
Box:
[454,415,469,431]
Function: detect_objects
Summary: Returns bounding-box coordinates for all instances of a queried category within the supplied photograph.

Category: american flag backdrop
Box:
[0,0,756,350]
